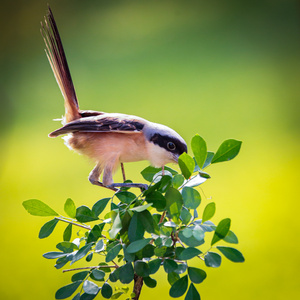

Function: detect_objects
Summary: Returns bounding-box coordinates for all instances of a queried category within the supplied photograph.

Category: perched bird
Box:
[41,7,187,191]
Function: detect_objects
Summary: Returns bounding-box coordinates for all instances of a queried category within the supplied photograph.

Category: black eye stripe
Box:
[150,133,187,155]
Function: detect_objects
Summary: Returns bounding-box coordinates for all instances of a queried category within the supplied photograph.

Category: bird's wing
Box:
[49,114,146,137]
[79,110,105,118]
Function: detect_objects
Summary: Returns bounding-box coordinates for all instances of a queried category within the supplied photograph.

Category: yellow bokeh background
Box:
[0,1,299,299]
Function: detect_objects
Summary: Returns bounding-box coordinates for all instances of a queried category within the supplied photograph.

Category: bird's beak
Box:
[172,153,180,163]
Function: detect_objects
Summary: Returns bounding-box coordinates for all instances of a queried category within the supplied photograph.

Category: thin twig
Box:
[111,260,120,268]
[177,238,186,248]
[55,217,91,230]
[63,265,117,273]
[159,211,166,224]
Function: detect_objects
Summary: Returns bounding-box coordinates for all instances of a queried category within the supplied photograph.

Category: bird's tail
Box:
[41,6,80,123]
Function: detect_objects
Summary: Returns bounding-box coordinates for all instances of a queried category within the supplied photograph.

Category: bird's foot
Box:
[107,183,148,191]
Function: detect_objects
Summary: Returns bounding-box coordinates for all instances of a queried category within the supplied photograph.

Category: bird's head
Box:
[144,122,187,168]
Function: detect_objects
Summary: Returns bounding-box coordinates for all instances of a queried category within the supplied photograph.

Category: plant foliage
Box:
[23,135,244,300]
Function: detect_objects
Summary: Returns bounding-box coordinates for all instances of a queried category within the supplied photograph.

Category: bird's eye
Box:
[167,142,176,151]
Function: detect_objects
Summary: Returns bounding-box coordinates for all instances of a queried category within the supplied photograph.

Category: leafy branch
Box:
[23,135,244,300]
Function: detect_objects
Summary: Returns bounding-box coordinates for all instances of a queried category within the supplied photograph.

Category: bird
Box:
[41,6,187,191]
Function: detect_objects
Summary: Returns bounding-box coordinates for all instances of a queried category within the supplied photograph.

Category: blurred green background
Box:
[0,0,299,299]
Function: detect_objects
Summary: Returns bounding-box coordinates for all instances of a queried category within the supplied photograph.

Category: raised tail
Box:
[41,6,81,123]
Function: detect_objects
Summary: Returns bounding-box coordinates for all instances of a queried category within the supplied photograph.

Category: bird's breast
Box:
[64,131,149,163]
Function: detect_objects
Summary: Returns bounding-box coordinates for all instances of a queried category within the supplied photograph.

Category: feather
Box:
[49,114,146,137]
[41,6,80,122]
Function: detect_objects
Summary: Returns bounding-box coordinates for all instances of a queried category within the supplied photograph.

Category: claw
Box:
[108,183,148,191]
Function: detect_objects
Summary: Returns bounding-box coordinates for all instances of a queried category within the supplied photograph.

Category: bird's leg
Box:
[90,162,148,192]
[162,165,165,176]
[89,163,118,192]
[106,161,148,191]
[121,163,126,182]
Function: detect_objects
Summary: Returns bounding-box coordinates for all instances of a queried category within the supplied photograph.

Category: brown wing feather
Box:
[49,115,145,137]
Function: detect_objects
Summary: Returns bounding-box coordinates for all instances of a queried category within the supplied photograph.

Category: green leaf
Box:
[145,191,167,211]
[169,275,188,298]
[72,293,80,300]
[163,259,178,273]
[64,198,76,218]
[140,210,155,233]
[72,271,89,282]
[63,223,72,242]
[204,252,221,268]
[223,230,239,244]
[91,269,105,280]
[115,191,136,204]
[198,171,210,179]
[144,276,157,288]
[182,227,193,238]
[109,268,120,282]
[130,203,153,212]
[111,291,124,299]
[211,218,231,245]
[165,187,183,223]
[80,293,98,300]
[55,254,73,269]
[191,134,207,169]
[83,280,99,295]
[177,247,201,260]
[55,281,82,299]
[192,225,205,241]
[211,139,242,164]
[92,198,110,217]
[86,252,93,262]
[148,258,162,274]
[105,244,122,262]
[172,174,185,189]
[216,246,245,262]
[123,245,135,262]
[23,199,59,216]
[43,251,66,259]
[188,267,206,283]
[119,262,134,284]
[141,166,177,182]
[128,212,144,242]
[87,224,104,243]
[182,187,201,209]
[109,213,122,239]
[178,230,204,247]
[142,244,155,258]
[202,151,214,169]
[175,263,188,274]
[71,243,93,264]
[134,260,150,277]
[39,218,59,239]
[178,153,195,179]
[76,206,98,223]
[126,238,152,253]
[141,166,162,182]
[180,207,192,225]
[57,242,79,253]
[185,283,200,300]
[202,202,216,223]
[164,221,177,228]
[95,239,105,252]
[154,246,168,257]
[153,171,173,184]
[101,283,113,299]
[168,272,180,285]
